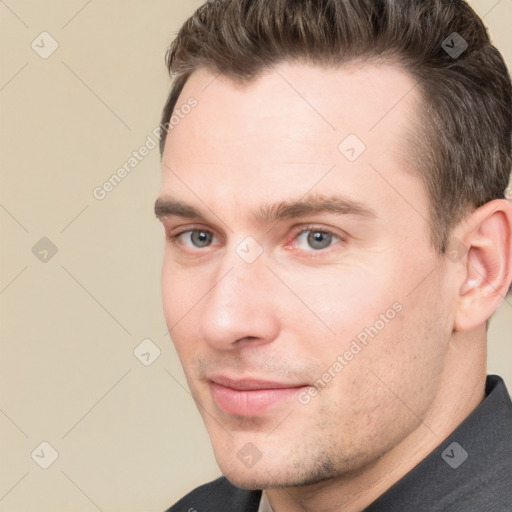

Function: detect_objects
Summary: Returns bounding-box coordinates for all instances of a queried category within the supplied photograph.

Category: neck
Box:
[266,329,487,512]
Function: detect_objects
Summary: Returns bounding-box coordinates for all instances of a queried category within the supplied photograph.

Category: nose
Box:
[198,253,281,351]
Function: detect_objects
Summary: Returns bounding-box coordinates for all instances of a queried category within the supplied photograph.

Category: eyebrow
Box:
[154,194,377,224]
[254,195,377,223]
[154,198,204,221]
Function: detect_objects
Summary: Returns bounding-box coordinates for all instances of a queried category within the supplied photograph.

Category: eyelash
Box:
[166,224,345,254]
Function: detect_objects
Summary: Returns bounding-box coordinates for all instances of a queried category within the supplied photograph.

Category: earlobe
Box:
[453,199,512,332]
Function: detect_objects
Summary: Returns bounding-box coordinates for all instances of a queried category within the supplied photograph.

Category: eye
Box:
[175,229,217,248]
[295,229,341,251]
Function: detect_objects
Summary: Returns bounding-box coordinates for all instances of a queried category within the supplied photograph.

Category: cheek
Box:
[359,286,451,411]
[317,301,450,456]
[286,268,398,350]
[277,264,376,324]
[162,264,180,323]
[298,254,450,398]
[161,261,203,352]
[161,258,201,319]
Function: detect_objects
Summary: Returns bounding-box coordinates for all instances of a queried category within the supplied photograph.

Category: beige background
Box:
[0,1,511,511]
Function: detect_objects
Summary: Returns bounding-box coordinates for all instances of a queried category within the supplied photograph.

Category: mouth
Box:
[207,374,309,417]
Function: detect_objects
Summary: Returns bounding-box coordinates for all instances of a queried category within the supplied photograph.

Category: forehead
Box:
[160,62,426,222]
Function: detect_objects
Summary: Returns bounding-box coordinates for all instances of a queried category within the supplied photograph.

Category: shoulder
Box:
[165,476,262,512]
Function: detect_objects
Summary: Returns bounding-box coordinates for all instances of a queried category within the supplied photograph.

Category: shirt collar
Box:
[257,491,274,512]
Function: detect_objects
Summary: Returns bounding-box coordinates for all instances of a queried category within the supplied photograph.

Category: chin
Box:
[221,467,275,490]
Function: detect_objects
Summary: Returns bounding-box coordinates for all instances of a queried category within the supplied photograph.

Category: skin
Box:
[156,62,512,512]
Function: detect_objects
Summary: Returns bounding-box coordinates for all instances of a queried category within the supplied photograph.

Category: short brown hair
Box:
[159,0,512,263]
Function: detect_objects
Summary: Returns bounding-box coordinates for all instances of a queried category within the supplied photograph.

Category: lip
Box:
[208,375,308,416]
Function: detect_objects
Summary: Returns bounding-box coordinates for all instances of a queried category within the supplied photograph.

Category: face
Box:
[156,62,455,489]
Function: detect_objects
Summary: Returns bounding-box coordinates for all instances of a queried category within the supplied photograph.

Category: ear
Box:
[452,199,512,332]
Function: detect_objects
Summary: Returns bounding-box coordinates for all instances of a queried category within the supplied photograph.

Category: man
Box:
[154,0,512,510]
